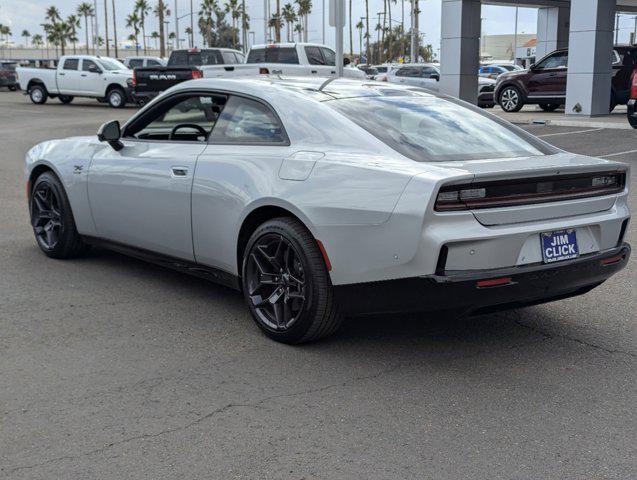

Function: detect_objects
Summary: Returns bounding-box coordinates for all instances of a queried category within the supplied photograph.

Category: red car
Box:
[628,70,637,128]
[495,46,637,113]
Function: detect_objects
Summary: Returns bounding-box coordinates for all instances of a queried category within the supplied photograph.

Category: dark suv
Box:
[495,46,637,112]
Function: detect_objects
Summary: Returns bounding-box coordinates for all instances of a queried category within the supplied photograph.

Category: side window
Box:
[420,66,435,78]
[536,52,568,69]
[147,59,162,66]
[63,58,79,70]
[125,94,228,141]
[200,50,223,65]
[235,52,245,63]
[169,51,188,65]
[246,48,266,63]
[396,67,411,77]
[320,48,336,66]
[221,51,236,63]
[128,59,143,68]
[209,96,287,144]
[305,46,324,65]
[82,59,99,72]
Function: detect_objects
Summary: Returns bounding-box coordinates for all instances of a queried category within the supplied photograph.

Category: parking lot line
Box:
[536,128,604,138]
[600,148,637,158]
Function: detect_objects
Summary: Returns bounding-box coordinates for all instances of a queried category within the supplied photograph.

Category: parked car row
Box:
[0,60,18,90]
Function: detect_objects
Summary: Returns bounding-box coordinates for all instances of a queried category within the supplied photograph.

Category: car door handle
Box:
[59,72,65,76]
[171,166,189,177]
[549,73,558,77]
[311,70,317,74]
[81,74,87,77]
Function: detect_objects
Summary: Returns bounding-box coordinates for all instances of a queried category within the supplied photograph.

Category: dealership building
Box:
[439,0,637,116]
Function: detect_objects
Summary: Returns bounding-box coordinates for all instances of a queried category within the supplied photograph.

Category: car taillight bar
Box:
[435,171,626,211]
[192,69,203,79]
[132,69,136,87]
[259,67,270,74]
[631,70,637,99]
[600,254,625,266]
[476,277,512,288]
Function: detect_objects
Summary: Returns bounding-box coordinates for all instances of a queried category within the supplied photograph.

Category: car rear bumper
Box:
[333,243,630,315]
[131,90,160,105]
[628,99,637,128]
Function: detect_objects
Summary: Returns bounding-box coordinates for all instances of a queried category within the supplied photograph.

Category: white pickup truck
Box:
[200,43,366,79]
[16,55,134,108]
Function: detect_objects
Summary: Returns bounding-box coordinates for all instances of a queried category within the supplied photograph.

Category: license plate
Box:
[541,229,579,263]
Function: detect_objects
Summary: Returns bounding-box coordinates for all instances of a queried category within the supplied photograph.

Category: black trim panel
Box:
[334,244,630,316]
[82,236,241,290]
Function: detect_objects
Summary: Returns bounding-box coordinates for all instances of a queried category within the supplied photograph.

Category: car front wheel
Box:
[29,171,87,259]
[242,217,342,344]
[499,86,523,112]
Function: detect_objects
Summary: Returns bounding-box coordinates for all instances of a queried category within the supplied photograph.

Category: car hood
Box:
[478,76,496,85]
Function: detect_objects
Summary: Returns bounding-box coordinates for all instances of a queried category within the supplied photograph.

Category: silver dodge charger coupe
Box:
[25,77,631,343]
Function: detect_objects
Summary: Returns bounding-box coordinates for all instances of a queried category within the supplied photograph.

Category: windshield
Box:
[98,57,128,70]
[246,47,299,64]
[326,96,546,162]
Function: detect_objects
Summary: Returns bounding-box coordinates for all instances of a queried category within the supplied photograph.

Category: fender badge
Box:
[73,165,83,174]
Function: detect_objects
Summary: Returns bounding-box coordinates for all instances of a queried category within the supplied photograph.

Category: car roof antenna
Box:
[318,77,337,92]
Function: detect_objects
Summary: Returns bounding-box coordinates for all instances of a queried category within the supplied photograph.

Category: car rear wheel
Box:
[499,86,523,112]
[107,87,126,108]
[29,85,48,104]
[539,103,560,112]
[8,85,17,91]
[29,171,87,259]
[58,95,74,104]
[242,217,342,344]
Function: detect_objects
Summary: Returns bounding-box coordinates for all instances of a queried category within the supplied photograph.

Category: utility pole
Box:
[323,0,326,44]
[615,13,619,44]
[190,0,194,47]
[112,0,118,57]
[410,0,417,62]
[103,0,109,56]
[93,0,100,55]
[513,6,518,65]
[174,0,179,49]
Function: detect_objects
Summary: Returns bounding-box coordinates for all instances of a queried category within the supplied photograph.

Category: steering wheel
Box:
[169,123,208,140]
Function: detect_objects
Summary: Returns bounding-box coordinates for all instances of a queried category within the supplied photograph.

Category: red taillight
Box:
[132,69,136,87]
[259,67,270,75]
[630,70,637,99]
[192,69,203,79]
[476,277,512,288]
[600,254,625,266]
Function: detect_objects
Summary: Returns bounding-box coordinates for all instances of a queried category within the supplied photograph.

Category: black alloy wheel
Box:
[29,172,86,259]
[245,233,307,332]
[242,217,342,344]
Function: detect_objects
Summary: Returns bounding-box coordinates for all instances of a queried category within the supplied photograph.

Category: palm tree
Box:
[46,6,61,23]
[102,0,110,56]
[126,11,141,54]
[0,25,11,45]
[268,14,282,43]
[32,33,44,55]
[224,0,241,48]
[135,0,151,54]
[66,15,80,53]
[281,3,296,42]
[21,30,31,47]
[185,27,193,47]
[199,0,216,48]
[356,20,363,57]
[151,30,160,49]
[77,3,94,54]
[240,0,248,51]
[294,22,302,42]
[112,0,119,57]
[154,0,171,57]
[295,0,311,43]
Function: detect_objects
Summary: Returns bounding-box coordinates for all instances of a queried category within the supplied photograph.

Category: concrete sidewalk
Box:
[492,105,634,130]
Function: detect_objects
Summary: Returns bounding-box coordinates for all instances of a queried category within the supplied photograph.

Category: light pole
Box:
[93,0,100,55]
[513,6,518,65]
[322,0,326,44]
[174,0,180,49]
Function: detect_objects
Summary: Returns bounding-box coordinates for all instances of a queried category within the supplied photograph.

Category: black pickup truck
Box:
[132,47,245,104]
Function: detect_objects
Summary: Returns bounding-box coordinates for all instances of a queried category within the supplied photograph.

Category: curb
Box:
[509,118,633,130]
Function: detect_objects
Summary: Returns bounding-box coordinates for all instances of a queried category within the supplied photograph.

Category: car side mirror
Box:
[529,63,536,71]
[431,72,440,81]
[88,64,102,74]
[97,120,124,151]
[343,57,351,66]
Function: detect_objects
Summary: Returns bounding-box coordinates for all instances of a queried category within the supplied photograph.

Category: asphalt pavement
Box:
[1,92,635,480]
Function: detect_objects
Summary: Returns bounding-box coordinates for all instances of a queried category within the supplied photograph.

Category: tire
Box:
[29,171,87,259]
[499,86,523,112]
[8,85,17,91]
[539,103,559,112]
[58,95,74,104]
[29,84,48,104]
[106,87,126,108]
[241,217,342,344]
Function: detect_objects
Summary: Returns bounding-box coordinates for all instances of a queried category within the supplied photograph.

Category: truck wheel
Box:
[58,95,74,104]
[29,85,48,104]
[107,88,126,108]
[8,85,17,91]
[499,86,523,112]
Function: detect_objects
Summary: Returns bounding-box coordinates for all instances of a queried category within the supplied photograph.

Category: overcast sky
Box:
[1,0,636,53]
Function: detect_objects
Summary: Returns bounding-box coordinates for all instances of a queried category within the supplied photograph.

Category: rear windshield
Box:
[246,47,299,64]
[326,96,546,162]
[98,58,127,71]
[169,50,223,66]
[1,62,16,70]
